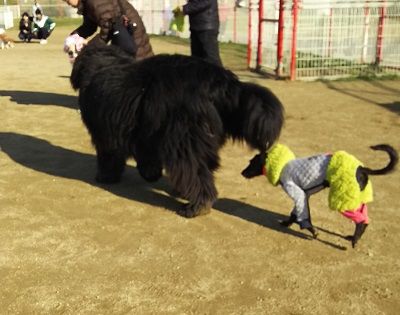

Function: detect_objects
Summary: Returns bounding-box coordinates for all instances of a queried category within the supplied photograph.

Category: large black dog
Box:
[71,45,284,217]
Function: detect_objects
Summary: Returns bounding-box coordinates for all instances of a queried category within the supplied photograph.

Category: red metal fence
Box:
[250,0,400,80]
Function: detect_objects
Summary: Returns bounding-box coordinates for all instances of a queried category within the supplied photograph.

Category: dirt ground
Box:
[1,26,399,315]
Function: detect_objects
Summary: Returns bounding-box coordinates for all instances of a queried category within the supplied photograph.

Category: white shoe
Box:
[40,39,47,45]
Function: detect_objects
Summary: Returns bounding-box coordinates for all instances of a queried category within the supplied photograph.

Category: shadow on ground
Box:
[323,80,400,115]
[0,90,77,109]
[0,132,347,250]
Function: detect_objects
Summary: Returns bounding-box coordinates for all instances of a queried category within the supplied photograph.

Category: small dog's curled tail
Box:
[361,144,398,175]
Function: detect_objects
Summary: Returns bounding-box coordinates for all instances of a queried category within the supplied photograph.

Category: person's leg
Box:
[40,28,50,39]
[18,32,26,41]
[197,29,222,66]
[190,30,205,59]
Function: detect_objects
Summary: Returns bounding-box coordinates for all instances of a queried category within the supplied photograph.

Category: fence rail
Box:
[4,0,400,80]
[251,0,400,80]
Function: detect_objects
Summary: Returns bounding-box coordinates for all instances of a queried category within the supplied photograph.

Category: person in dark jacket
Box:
[18,12,34,42]
[182,0,222,66]
[62,0,153,60]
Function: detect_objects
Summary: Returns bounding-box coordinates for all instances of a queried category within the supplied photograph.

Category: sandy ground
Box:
[1,27,400,314]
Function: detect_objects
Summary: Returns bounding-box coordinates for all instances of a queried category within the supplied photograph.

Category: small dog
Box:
[0,28,15,50]
[242,144,398,247]
[63,34,87,63]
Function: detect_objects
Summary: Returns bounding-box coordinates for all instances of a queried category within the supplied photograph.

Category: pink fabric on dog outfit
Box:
[341,203,369,224]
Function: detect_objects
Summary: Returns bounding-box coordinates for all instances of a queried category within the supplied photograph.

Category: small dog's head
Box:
[241,152,267,179]
[63,34,87,63]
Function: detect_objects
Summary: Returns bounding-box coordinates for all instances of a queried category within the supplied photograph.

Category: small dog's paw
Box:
[279,214,297,227]
[178,202,211,218]
[351,223,368,248]
[307,227,318,239]
[279,219,293,227]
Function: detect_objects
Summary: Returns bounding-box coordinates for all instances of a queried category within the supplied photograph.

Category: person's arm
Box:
[47,17,56,31]
[92,1,115,43]
[182,0,211,15]
[71,15,97,39]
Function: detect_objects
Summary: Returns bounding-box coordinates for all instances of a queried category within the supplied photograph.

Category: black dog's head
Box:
[241,152,266,179]
[238,82,284,153]
[70,44,134,91]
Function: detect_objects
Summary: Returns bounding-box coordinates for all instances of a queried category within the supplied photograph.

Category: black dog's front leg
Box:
[134,142,163,182]
[95,148,126,184]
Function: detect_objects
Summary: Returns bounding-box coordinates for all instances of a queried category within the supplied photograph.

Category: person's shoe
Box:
[40,39,47,45]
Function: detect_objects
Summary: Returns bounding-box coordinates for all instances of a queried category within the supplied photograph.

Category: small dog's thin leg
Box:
[352,223,368,248]
[306,226,318,239]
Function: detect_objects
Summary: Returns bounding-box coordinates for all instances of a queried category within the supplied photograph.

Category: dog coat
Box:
[264,144,373,227]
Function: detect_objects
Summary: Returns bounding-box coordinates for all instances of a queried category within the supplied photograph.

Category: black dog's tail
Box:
[360,144,398,175]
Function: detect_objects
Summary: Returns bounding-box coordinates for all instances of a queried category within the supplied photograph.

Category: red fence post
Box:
[247,1,253,68]
[290,0,298,80]
[376,2,386,66]
[256,0,264,71]
[233,3,237,43]
[276,0,285,77]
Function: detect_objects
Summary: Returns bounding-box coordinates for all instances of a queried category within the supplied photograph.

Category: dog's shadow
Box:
[0,132,347,250]
[0,90,78,109]
[214,199,348,250]
[0,132,180,211]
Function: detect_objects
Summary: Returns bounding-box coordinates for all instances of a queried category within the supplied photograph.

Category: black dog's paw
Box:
[137,164,163,182]
[177,202,212,218]
[95,172,121,184]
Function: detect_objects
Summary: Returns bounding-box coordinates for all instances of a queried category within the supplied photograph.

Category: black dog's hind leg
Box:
[95,147,126,184]
[135,146,163,183]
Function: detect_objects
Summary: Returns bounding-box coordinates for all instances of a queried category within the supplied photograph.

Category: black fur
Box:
[241,144,398,247]
[71,45,284,217]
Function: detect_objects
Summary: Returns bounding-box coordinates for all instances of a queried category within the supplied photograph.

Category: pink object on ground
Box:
[341,203,369,224]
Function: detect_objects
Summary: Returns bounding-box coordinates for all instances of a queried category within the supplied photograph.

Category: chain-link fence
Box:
[250,0,400,80]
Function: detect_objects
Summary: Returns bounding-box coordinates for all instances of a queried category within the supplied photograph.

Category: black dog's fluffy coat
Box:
[71,45,284,217]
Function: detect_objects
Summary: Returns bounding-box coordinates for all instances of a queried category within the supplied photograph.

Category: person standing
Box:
[61,0,153,60]
[182,0,222,66]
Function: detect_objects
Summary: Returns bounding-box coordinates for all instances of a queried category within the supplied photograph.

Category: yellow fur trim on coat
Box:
[265,144,296,186]
[326,151,373,212]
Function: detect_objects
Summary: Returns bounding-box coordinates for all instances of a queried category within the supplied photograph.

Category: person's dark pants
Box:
[18,32,33,42]
[190,29,222,66]
[36,27,51,40]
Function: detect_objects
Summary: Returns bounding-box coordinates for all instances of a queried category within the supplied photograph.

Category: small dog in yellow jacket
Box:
[242,144,398,248]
